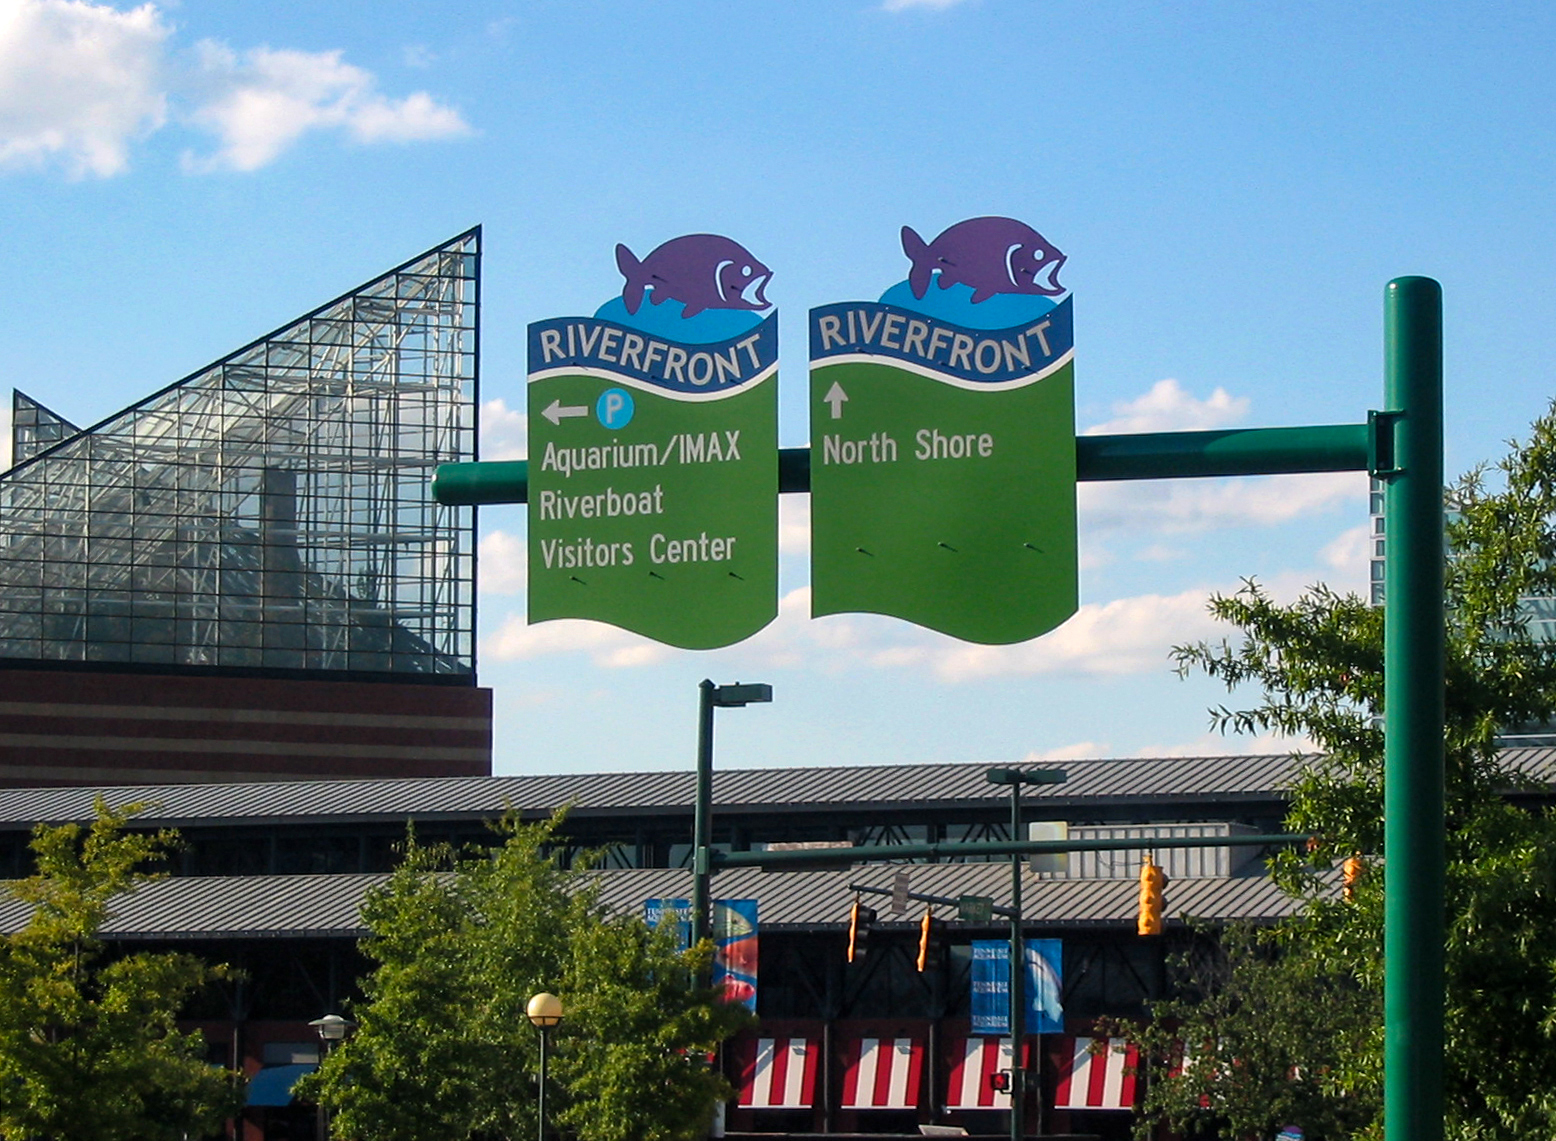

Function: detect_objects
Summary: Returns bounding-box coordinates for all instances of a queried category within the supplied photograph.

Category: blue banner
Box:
[530,313,777,397]
[970,938,1064,1035]
[644,898,692,952]
[712,899,758,1011]
[809,296,1072,386]
[971,940,1010,1034]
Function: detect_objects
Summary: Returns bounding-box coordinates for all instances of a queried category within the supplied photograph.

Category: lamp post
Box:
[528,991,564,1141]
[691,680,773,962]
[985,767,1067,1141]
[307,1013,355,1141]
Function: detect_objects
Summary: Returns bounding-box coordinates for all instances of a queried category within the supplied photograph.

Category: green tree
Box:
[0,798,241,1141]
[304,812,752,1141]
[1125,404,1556,1141]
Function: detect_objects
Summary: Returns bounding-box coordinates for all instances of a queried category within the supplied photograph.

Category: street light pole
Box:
[691,680,773,965]
[986,767,1066,1141]
[527,992,564,1141]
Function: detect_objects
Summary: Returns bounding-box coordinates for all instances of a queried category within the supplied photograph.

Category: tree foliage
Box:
[0,798,240,1141]
[1124,404,1556,1140]
[303,812,753,1141]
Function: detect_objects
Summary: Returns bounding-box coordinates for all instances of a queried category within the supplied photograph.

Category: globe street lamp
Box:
[527,992,564,1141]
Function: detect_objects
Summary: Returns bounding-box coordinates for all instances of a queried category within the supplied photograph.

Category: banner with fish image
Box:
[809,217,1077,644]
[712,898,759,1011]
[527,234,778,649]
[971,937,1064,1036]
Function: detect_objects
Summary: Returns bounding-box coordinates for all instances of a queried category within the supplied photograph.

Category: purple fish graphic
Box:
[901,217,1066,304]
[615,235,773,319]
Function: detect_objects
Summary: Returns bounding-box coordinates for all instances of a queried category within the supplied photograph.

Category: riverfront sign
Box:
[809,217,1078,643]
[527,234,778,648]
[524,218,1078,649]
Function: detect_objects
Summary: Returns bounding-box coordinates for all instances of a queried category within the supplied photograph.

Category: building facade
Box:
[5,749,1504,1139]
[0,230,488,785]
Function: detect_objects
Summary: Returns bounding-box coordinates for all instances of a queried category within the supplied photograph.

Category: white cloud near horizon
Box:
[0,0,468,179]
[482,581,1227,683]
[1023,729,1315,763]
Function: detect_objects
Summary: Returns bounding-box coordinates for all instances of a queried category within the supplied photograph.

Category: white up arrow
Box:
[542,398,589,426]
[823,381,849,420]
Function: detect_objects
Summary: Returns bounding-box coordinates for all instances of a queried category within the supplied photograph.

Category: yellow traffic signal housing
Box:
[916,908,943,972]
[1342,853,1365,901]
[847,899,877,962]
[1138,856,1168,936]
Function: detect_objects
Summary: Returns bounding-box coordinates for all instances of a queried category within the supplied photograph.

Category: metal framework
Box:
[0,229,479,677]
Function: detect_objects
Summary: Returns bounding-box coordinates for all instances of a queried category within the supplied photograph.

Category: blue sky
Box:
[3,0,1554,775]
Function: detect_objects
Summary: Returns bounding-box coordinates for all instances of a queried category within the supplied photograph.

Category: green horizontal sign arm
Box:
[712,831,1309,870]
[430,424,1371,506]
[1075,423,1371,481]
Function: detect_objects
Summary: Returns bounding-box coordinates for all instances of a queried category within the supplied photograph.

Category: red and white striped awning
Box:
[946,1037,1015,1110]
[735,1037,818,1109]
[841,1037,924,1109]
[1054,1036,1139,1111]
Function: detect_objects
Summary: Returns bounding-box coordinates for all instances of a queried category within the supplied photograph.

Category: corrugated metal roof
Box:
[4,748,1552,829]
[0,751,1328,828]
[0,863,1321,939]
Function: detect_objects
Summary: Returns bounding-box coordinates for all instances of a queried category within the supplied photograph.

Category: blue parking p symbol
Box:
[597,388,634,429]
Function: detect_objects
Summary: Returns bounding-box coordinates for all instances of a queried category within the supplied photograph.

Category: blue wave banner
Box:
[971,938,1064,1035]
[530,313,777,397]
[809,296,1072,386]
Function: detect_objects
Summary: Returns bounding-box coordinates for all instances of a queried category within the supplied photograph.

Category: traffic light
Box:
[916,908,944,972]
[847,898,877,962]
[1137,855,1168,936]
[1342,853,1365,901]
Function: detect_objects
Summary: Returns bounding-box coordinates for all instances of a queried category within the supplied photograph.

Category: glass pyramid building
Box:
[0,229,478,678]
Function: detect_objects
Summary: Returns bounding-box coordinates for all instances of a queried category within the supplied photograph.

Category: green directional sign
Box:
[809,217,1078,644]
[527,235,778,649]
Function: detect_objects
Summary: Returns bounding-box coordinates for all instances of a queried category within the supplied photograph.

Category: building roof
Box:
[0,861,1319,941]
[0,751,1321,829]
[4,748,1553,830]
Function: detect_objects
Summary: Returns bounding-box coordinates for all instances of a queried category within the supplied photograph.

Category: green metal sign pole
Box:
[1382,277,1445,1141]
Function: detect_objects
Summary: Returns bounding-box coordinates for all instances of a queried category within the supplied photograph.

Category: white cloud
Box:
[484,612,674,669]
[1080,470,1367,536]
[925,587,1221,680]
[183,41,469,172]
[0,1,469,178]
[1083,378,1249,436]
[479,529,526,595]
[1024,730,1314,763]
[0,0,170,178]
[779,495,810,557]
[481,398,527,461]
[1127,730,1315,758]
[881,0,974,10]
[1319,523,1371,593]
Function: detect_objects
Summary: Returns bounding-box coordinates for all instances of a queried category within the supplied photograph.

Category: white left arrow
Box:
[542,398,589,426]
[824,381,849,420]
